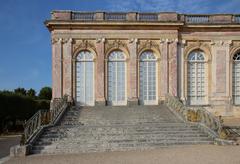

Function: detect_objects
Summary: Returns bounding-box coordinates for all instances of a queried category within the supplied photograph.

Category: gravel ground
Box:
[0,135,21,158]
[4,145,240,164]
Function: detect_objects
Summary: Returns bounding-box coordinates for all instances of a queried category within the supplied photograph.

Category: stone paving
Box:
[4,145,240,164]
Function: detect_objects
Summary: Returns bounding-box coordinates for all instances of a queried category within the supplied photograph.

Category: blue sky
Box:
[0,0,239,92]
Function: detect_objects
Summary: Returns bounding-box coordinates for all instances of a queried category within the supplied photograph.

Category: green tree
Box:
[27,88,36,98]
[14,88,26,96]
[38,87,52,100]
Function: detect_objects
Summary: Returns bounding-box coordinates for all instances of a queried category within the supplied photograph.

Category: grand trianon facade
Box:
[45,11,240,117]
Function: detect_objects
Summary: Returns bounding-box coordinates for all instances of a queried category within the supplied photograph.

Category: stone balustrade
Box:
[165,94,229,140]
[50,11,240,24]
[21,95,69,145]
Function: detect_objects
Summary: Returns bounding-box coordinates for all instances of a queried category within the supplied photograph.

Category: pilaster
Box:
[159,39,169,99]
[210,40,232,114]
[62,38,73,98]
[211,40,231,100]
[180,40,186,103]
[52,37,63,99]
[169,39,178,96]
[128,38,138,104]
[95,38,106,105]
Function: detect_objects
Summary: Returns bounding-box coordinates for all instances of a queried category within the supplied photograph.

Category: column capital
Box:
[96,38,105,43]
[51,38,62,44]
[159,38,178,44]
[57,38,62,44]
[67,38,73,44]
[179,40,186,47]
[128,38,138,43]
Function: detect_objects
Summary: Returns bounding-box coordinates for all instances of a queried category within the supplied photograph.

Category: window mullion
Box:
[147,61,149,101]
[195,62,197,103]
[84,61,86,104]
[116,62,118,102]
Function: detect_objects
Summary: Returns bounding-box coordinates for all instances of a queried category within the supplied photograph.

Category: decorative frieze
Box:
[104,39,129,55]
[73,40,96,55]
[184,41,212,61]
[230,41,240,57]
[211,40,232,47]
[137,40,160,54]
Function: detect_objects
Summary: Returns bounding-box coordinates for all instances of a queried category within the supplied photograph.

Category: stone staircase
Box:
[31,105,214,154]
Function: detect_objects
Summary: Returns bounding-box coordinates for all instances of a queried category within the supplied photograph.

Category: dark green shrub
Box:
[0,91,50,134]
[38,87,52,100]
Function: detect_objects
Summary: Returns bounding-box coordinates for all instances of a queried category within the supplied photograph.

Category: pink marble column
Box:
[160,40,169,98]
[169,40,178,96]
[52,38,62,99]
[95,38,105,104]
[62,38,72,98]
[128,39,138,103]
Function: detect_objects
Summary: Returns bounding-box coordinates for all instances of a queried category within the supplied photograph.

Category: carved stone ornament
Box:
[73,40,96,54]
[51,38,62,44]
[230,41,240,56]
[137,40,160,54]
[211,40,232,47]
[105,39,129,54]
[184,40,211,60]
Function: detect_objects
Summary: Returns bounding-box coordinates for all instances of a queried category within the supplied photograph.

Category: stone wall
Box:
[47,11,240,117]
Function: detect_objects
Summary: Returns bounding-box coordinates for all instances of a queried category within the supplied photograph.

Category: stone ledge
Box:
[10,145,30,157]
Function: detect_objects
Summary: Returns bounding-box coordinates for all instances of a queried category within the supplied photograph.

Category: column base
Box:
[95,101,106,106]
[127,100,139,106]
[158,100,165,104]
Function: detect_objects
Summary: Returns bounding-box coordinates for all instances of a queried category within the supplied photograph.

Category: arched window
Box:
[108,50,126,105]
[232,52,240,105]
[187,50,207,105]
[139,51,158,105]
[76,51,94,106]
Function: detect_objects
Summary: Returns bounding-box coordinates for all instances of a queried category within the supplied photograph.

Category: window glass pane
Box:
[139,51,157,104]
[233,61,240,104]
[108,51,126,104]
[76,51,94,106]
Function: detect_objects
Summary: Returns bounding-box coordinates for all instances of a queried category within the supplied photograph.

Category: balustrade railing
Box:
[234,15,240,23]
[72,12,95,20]
[138,13,158,21]
[105,13,127,21]
[21,95,69,145]
[185,15,209,23]
[165,94,228,139]
[60,11,240,24]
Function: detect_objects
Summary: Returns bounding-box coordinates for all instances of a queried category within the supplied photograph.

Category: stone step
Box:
[38,132,208,142]
[31,140,214,154]
[44,125,200,131]
[48,123,199,129]
[33,138,213,149]
[40,129,205,138]
[31,105,214,154]
[34,136,212,146]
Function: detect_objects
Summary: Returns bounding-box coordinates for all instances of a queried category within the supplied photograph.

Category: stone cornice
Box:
[45,21,183,31]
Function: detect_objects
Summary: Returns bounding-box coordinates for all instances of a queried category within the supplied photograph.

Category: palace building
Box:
[45,11,240,116]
